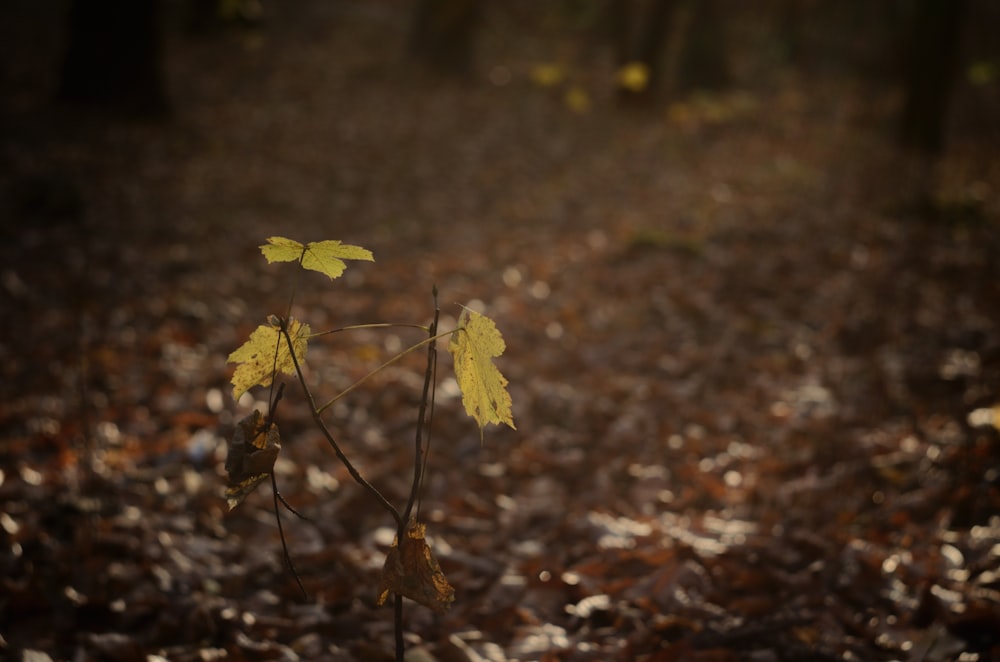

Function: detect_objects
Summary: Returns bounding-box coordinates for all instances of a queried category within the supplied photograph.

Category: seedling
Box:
[224,237,515,660]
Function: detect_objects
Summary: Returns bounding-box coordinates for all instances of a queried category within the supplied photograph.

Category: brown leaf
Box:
[224,410,280,510]
[376,520,455,614]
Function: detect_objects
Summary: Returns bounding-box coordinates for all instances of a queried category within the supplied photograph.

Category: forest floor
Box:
[2,3,1000,661]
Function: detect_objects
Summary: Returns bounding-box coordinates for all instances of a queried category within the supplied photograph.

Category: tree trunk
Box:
[676,0,730,93]
[408,0,482,77]
[898,0,969,156]
[615,0,680,105]
[185,0,263,35]
[57,0,169,117]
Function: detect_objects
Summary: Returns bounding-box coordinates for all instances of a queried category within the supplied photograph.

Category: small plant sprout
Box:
[224,236,515,661]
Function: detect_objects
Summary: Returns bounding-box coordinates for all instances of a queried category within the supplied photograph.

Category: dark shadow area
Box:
[1,1,999,660]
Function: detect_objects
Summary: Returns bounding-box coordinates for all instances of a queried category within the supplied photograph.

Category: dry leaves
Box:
[224,410,280,510]
[376,521,455,614]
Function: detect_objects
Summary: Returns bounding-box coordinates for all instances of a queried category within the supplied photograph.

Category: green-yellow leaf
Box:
[228,317,310,401]
[260,236,374,280]
[617,61,650,92]
[447,309,515,435]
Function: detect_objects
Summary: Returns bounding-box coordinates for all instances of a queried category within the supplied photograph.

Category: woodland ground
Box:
[1,3,999,661]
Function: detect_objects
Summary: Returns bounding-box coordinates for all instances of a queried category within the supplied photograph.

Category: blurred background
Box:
[1,1,999,660]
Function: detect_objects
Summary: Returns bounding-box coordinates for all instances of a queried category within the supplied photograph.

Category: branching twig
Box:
[258,382,310,591]
[230,239,511,662]
[275,290,449,662]
[276,491,308,520]
[309,322,429,338]
[271,472,307,599]
[278,320,403,529]
[315,329,455,416]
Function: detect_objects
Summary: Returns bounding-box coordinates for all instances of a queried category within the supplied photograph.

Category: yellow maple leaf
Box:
[447,309,515,435]
[228,317,310,401]
[260,236,373,280]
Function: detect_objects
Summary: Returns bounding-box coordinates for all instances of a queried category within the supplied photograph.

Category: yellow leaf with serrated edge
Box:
[448,309,515,436]
[228,317,310,401]
[260,236,373,280]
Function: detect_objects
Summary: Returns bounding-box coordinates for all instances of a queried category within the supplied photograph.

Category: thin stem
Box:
[270,244,305,414]
[264,331,286,431]
[271,472,307,599]
[316,329,456,416]
[282,248,306,325]
[279,320,402,529]
[394,595,404,662]
[403,287,439,525]
[416,350,437,522]
[264,382,285,430]
[276,490,309,521]
[309,322,429,339]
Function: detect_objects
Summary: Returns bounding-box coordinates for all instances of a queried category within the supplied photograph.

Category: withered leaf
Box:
[224,409,280,510]
[376,520,455,614]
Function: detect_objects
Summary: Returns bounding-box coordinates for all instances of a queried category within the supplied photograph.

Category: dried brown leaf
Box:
[376,520,455,614]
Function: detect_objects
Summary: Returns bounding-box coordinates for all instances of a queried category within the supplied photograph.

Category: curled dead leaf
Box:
[376,520,455,614]
[224,409,280,510]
